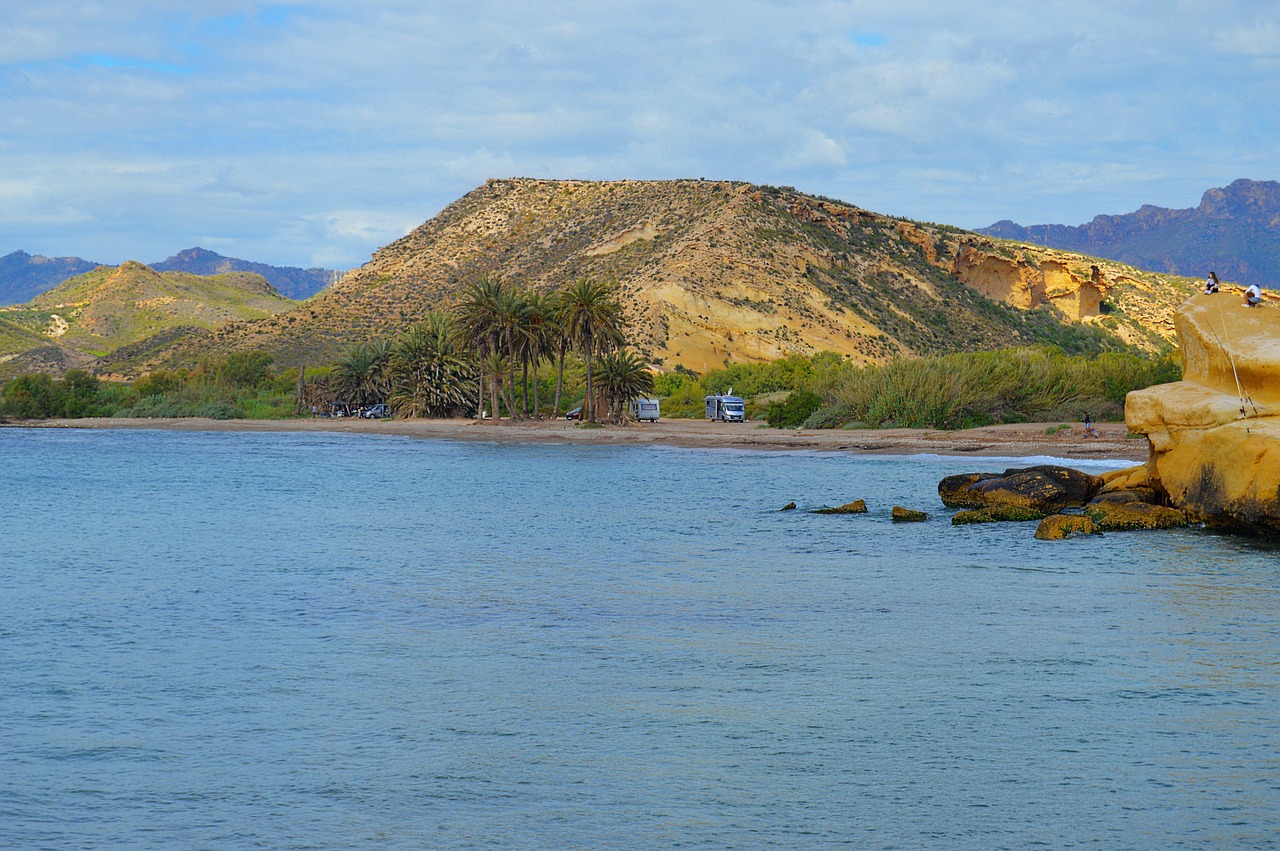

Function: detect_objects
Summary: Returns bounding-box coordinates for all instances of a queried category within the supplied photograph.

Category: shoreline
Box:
[4,416,1150,463]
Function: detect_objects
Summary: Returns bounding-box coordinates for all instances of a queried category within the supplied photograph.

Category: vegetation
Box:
[0,356,307,420]
[640,346,1179,429]
[811,347,1180,429]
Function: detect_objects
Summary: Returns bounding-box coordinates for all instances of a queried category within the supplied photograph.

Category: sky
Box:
[3,1,1279,270]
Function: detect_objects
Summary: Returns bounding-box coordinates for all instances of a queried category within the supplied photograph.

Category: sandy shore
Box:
[7,416,1149,462]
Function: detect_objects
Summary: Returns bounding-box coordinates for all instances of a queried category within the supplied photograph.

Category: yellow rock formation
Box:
[949,244,1109,319]
[1126,291,1280,534]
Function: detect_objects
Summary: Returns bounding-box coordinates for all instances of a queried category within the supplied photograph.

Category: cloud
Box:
[2,0,1278,263]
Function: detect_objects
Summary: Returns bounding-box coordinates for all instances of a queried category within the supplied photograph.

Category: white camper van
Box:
[705,392,746,422]
[630,397,661,422]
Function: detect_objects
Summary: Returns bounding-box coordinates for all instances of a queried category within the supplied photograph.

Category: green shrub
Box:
[765,390,824,428]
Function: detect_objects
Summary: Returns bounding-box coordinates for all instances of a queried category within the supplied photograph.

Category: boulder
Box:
[1084,502,1188,531]
[780,501,797,511]
[816,499,867,515]
[940,465,1102,512]
[1127,293,1280,535]
[1088,487,1163,506]
[951,505,1048,525]
[1035,514,1101,540]
[891,506,928,522]
[938,473,1000,508]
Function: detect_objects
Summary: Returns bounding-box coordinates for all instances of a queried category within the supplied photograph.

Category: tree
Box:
[59,369,101,417]
[331,340,392,408]
[595,349,655,422]
[454,277,517,419]
[1,373,56,418]
[558,278,625,423]
[388,312,476,418]
[515,290,555,418]
[216,351,274,389]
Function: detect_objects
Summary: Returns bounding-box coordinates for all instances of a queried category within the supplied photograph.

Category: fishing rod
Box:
[1208,298,1262,428]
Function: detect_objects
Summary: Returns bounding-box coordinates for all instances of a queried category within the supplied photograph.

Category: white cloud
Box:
[1,0,1278,261]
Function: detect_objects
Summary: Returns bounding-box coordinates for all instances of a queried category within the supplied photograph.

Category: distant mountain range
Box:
[0,251,99,306]
[979,179,1280,286]
[0,247,339,305]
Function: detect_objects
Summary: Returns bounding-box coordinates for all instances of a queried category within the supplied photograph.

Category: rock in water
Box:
[938,473,999,508]
[780,501,797,511]
[1084,502,1188,531]
[951,506,1048,525]
[816,499,867,514]
[1035,514,1101,540]
[1127,293,1280,535]
[939,465,1102,512]
[891,506,928,522]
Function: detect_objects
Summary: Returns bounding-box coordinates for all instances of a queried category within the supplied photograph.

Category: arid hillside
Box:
[0,261,296,377]
[103,180,1200,375]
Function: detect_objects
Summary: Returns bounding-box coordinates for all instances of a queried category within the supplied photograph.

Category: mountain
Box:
[151,247,339,300]
[113,178,1196,378]
[0,247,339,306]
[0,261,297,377]
[979,179,1280,286]
[0,251,101,306]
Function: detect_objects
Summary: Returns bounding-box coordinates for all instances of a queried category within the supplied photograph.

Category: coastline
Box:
[5,416,1150,462]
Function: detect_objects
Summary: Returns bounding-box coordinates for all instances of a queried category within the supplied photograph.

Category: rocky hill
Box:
[120,179,1197,377]
[980,179,1280,287]
[0,251,100,306]
[0,262,296,377]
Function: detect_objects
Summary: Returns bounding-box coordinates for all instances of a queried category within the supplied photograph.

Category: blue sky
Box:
[3,0,1279,270]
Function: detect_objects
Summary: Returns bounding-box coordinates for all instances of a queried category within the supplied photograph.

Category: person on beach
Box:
[1205,272,1220,294]
[1083,412,1097,438]
[1245,283,1263,307]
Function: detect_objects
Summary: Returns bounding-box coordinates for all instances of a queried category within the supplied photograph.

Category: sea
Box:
[2,426,1279,850]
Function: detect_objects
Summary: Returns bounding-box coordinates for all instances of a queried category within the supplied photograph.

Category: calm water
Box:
[2,427,1279,849]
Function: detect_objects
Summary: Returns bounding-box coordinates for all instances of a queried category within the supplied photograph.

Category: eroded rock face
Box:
[1127,293,1280,535]
[950,244,1110,319]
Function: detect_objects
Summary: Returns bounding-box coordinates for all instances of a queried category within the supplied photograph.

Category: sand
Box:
[8,416,1149,463]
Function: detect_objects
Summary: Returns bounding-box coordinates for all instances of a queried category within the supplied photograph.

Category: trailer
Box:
[630,397,661,422]
[705,392,746,422]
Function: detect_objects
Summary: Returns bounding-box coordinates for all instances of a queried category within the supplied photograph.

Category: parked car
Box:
[362,403,390,419]
[565,406,582,420]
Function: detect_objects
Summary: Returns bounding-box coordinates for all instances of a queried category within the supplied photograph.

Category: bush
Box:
[765,390,824,428]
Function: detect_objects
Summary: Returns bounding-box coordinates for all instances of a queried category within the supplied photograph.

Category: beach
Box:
[9,416,1149,462]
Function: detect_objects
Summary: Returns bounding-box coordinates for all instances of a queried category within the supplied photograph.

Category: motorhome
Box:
[630,397,661,422]
[705,392,746,422]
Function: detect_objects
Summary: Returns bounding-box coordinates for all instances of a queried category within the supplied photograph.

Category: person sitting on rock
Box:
[1245,283,1263,307]
[1205,271,1220,294]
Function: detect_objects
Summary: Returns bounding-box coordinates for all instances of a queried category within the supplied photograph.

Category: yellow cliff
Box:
[1126,290,1280,534]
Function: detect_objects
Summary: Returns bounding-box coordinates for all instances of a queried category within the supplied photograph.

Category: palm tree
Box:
[515,291,554,418]
[479,351,508,420]
[596,349,655,422]
[454,276,512,419]
[558,278,625,423]
[388,312,476,418]
[331,339,392,409]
